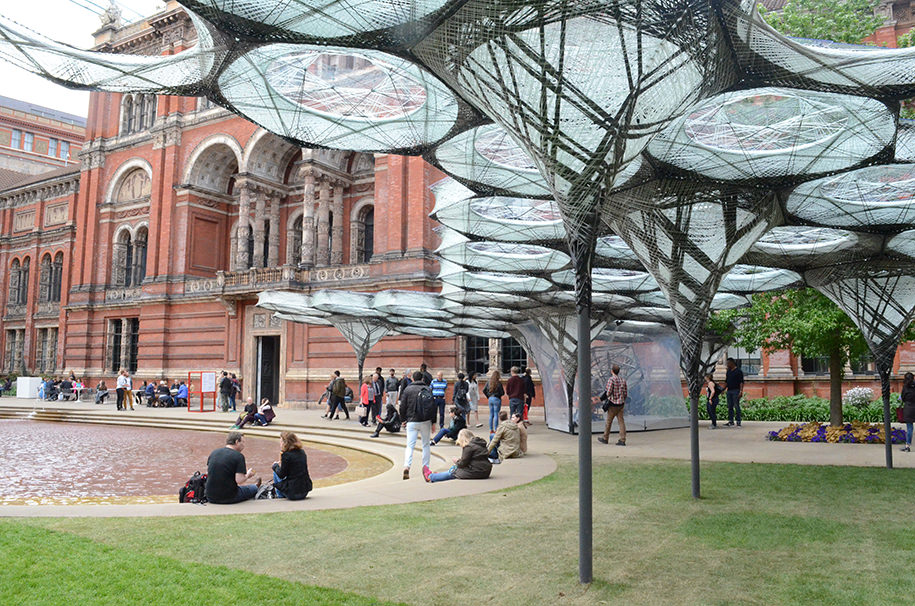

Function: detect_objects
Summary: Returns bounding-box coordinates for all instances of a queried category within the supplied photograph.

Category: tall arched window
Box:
[51,253,63,302]
[353,205,375,264]
[133,228,148,285]
[261,220,270,268]
[122,96,134,134]
[361,208,374,263]
[113,230,132,287]
[18,257,29,306]
[121,94,157,135]
[327,212,334,263]
[289,216,303,265]
[39,254,52,303]
[8,259,20,305]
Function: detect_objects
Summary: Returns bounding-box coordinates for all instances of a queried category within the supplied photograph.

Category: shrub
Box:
[843,387,875,409]
[689,394,898,423]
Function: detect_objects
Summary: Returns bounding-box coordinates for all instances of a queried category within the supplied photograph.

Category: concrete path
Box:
[0,396,909,517]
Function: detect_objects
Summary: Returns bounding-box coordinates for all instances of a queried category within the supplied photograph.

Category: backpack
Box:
[179,471,207,503]
[416,386,436,422]
[331,378,346,397]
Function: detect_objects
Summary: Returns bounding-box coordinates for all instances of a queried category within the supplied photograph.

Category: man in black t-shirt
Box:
[724,358,745,427]
[206,431,259,504]
[217,371,233,412]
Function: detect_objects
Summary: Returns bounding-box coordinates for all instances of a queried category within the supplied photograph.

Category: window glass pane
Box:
[23,132,33,152]
[48,138,57,157]
[725,346,761,376]
[11,130,20,149]
[850,354,875,375]
[465,336,489,376]
[59,141,69,159]
[801,356,830,375]
[500,337,527,374]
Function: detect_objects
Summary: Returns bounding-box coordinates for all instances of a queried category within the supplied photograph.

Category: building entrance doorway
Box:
[256,335,280,406]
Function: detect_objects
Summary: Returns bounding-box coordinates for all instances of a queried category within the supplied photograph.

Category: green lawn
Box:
[5,457,915,605]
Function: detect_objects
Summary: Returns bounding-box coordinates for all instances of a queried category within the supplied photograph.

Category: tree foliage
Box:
[713,289,915,425]
[759,0,885,44]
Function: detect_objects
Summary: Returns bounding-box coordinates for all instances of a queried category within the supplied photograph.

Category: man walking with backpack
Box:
[399,370,434,480]
[598,364,628,446]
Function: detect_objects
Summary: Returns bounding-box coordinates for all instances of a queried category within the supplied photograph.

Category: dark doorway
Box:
[256,336,280,406]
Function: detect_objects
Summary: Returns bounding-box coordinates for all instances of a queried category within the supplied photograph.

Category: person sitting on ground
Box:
[170,380,180,400]
[0,377,12,395]
[369,403,402,438]
[486,411,528,464]
[272,431,312,500]
[175,381,189,407]
[95,380,109,404]
[156,380,173,407]
[424,429,492,483]
[253,398,275,426]
[206,431,260,504]
[234,397,258,429]
[431,406,467,446]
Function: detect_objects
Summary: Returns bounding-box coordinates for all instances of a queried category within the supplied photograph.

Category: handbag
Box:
[356,404,368,418]
[896,407,905,423]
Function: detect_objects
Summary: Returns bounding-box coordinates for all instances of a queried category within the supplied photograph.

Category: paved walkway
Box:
[0,396,909,517]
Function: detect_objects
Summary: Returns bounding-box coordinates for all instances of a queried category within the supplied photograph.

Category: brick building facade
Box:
[0,95,83,177]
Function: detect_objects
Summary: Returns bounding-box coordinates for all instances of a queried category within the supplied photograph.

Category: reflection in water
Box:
[0,419,348,505]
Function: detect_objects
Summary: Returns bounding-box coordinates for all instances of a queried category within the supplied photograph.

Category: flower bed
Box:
[766,421,906,444]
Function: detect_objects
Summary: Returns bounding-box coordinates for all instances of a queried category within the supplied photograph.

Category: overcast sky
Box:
[3,1,167,118]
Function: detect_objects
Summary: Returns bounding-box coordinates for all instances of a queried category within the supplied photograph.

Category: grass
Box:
[7,457,915,605]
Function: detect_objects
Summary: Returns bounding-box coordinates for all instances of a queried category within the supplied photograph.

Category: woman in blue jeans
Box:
[901,372,915,452]
[424,429,492,482]
[482,370,504,433]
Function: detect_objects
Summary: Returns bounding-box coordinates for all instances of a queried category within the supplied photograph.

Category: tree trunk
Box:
[828,345,843,427]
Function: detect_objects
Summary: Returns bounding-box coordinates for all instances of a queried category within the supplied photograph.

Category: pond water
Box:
[0,419,349,505]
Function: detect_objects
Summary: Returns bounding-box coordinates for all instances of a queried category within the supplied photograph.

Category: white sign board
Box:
[200,372,217,393]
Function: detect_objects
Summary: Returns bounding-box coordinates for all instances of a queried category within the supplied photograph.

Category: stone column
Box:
[236,184,252,270]
[316,177,331,267]
[268,192,281,267]
[252,188,267,269]
[120,317,131,371]
[300,172,316,268]
[489,337,502,374]
[331,181,344,265]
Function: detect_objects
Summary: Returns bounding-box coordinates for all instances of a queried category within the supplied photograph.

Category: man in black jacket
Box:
[399,370,431,480]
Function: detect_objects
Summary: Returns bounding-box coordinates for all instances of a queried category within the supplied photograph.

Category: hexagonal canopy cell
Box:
[745,225,882,269]
[218,44,460,152]
[433,124,551,196]
[785,164,915,229]
[180,0,453,41]
[717,264,803,293]
[648,88,895,181]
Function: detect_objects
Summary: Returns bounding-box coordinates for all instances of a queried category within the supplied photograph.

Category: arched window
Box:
[18,257,29,306]
[327,211,334,262]
[361,207,374,263]
[246,227,254,269]
[261,220,270,268]
[8,259,20,305]
[353,204,375,264]
[113,230,132,287]
[39,254,52,303]
[289,216,303,265]
[121,94,157,135]
[51,253,63,302]
[133,228,148,285]
[122,95,134,134]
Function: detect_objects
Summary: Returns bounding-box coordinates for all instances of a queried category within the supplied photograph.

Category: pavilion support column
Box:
[268,193,281,267]
[236,185,252,270]
[879,362,894,469]
[252,188,267,269]
[316,177,330,266]
[300,172,315,268]
[331,181,344,265]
